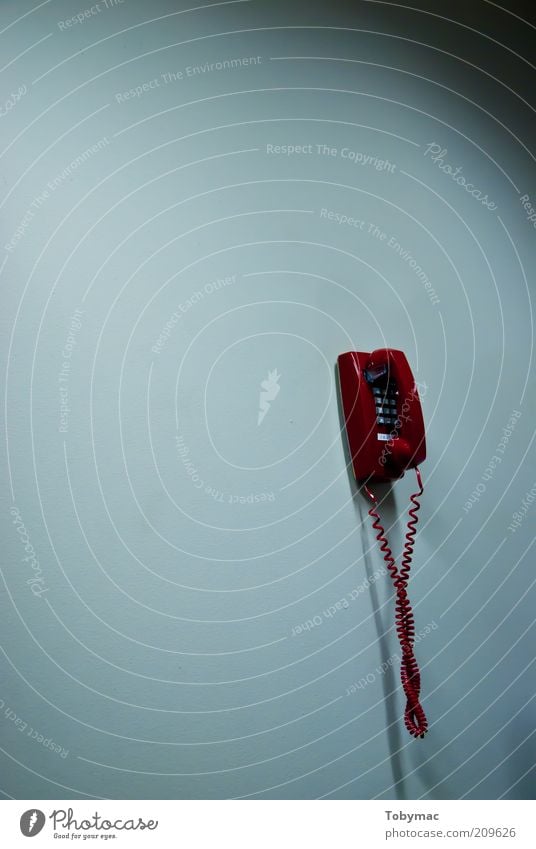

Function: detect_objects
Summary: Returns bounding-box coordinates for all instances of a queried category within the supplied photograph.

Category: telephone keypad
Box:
[373,382,399,429]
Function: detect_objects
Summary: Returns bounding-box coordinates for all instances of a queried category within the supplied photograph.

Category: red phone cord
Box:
[364,467,428,738]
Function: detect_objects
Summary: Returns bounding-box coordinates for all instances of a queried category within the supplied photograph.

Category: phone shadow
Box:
[357,494,408,799]
[335,363,407,799]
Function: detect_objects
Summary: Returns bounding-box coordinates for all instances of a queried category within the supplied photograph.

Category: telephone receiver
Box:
[337,348,426,483]
[337,348,429,739]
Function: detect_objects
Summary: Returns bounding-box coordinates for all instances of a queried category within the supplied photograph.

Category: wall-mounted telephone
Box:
[338,348,426,483]
[338,348,428,738]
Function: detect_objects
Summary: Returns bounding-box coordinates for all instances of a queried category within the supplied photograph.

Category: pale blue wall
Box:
[1,0,535,799]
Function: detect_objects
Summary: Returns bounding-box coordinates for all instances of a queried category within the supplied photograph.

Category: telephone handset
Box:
[338,348,429,738]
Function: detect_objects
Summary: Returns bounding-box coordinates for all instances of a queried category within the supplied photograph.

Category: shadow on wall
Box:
[335,361,407,796]
[336,361,448,799]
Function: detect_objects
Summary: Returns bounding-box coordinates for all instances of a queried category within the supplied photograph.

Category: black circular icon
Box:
[20,809,46,837]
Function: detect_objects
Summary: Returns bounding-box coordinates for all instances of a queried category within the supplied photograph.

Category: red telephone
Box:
[338,348,428,738]
[338,348,426,483]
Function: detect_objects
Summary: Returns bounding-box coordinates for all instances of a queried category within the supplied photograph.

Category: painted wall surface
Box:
[1,0,535,800]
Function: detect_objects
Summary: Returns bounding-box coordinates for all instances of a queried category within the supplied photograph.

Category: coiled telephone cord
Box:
[364,467,428,738]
